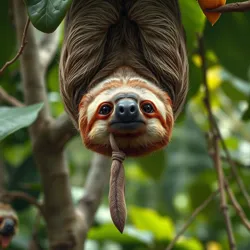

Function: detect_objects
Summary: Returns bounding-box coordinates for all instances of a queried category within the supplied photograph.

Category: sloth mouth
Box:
[0,235,12,248]
[109,121,146,134]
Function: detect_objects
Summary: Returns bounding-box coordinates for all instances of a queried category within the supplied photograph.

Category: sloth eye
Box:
[99,104,113,115]
[142,103,155,113]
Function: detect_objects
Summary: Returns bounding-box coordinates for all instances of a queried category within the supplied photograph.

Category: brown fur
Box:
[59,0,188,128]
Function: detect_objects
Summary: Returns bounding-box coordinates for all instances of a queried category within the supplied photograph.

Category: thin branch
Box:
[224,180,250,231]
[166,190,219,250]
[78,154,110,237]
[0,87,24,107]
[213,121,250,208]
[0,19,30,75]
[39,29,60,73]
[209,152,250,170]
[199,35,236,250]
[213,136,236,249]
[207,1,250,13]
[0,191,43,213]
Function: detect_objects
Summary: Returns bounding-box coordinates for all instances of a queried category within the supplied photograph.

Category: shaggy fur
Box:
[60,0,189,129]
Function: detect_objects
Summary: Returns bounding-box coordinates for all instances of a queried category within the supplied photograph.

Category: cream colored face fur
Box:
[88,85,167,145]
[79,68,174,156]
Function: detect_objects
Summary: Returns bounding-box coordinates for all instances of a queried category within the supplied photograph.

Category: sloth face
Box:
[78,76,174,157]
[0,208,18,249]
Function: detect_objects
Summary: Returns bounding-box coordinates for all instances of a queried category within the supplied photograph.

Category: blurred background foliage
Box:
[0,0,250,249]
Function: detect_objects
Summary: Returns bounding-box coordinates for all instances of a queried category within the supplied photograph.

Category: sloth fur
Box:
[59,0,188,156]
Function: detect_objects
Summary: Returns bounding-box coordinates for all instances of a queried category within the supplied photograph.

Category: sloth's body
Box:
[60,0,188,156]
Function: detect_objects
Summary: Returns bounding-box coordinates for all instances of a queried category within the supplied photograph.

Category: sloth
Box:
[0,203,18,249]
[60,0,188,157]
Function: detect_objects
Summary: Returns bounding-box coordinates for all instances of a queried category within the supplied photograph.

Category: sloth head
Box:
[78,68,174,157]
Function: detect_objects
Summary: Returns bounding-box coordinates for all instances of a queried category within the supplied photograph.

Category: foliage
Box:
[0,104,43,141]
[25,0,72,33]
[0,1,250,250]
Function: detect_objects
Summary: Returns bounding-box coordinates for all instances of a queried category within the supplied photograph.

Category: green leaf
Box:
[179,0,205,53]
[129,206,174,240]
[205,12,250,80]
[25,0,72,33]
[0,103,43,141]
[136,150,165,180]
[88,224,150,245]
[176,238,203,250]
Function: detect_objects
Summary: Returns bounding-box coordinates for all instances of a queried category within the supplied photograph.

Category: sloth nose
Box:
[115,99,139,122]
[0,218,15,236]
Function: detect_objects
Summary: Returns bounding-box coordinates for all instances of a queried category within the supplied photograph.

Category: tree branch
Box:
[225,180,250,231]
[78,154,110,240]
[0,87,24,107]
[213,136,236,250]
[207,1,250,13]
[213,121,250,208]
[0,19,30,75]
[0,191,43,213]
[166,190,219,250]
[13,1,50,134]
[199,35,236,250]
[13,2,79,250]
[39,29,60,73]
[50,113,77,149]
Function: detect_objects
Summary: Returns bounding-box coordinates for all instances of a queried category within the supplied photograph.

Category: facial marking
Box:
[78,70,174,157]
[86,84,167,123]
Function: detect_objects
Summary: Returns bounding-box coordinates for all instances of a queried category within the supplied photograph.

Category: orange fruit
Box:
[198,0,226,25]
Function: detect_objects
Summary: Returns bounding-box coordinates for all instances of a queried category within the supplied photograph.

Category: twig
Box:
[0,191,43,213]
[209,152,250,170]
[213,136,236,249]
[199,35,236,250]
[207,1,250,13]
[0,87,24,107]
[166,190,219,250]
[213,121,250,208]
[39,29,60,73]
[224,180,250,231]
[0,19,30,75]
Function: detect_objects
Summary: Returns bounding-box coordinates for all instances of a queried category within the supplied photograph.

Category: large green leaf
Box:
[0,103,43,141]
[25,0,72,33]
[205,10,250,80]
[129,206,174,240]
[88,223,150,245]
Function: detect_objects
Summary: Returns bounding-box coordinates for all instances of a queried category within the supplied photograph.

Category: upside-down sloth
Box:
[60,0,188,232]
[60,0,188,157]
